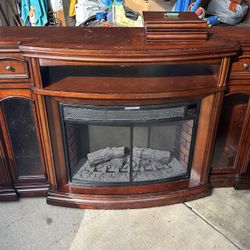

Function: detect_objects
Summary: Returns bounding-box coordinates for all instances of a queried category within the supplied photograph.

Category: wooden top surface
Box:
[143,12,206,23]
[0,26,248,61]
[212,25,250,48]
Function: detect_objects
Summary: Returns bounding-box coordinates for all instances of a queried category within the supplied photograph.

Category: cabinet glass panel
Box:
[211,94,249,169]
[2,98,43,176]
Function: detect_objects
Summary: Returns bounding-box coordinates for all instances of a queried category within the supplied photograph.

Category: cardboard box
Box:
[125,0,175,14]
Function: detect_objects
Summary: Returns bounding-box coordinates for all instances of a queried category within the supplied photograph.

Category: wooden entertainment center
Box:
[0,21,249,209]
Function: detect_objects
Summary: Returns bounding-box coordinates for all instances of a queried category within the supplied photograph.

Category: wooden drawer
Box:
[230,54,250,80]
[0,57,29,80]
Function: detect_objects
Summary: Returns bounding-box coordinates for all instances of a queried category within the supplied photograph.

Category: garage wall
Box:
[0,0,17,26]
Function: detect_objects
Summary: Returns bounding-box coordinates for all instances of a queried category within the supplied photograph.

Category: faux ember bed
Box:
[73,146,185,183]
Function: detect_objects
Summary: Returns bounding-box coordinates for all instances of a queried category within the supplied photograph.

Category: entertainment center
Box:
[0,19,249,208]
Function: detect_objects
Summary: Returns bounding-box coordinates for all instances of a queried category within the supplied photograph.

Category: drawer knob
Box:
[243,63,249,70]
[5,65,13,72]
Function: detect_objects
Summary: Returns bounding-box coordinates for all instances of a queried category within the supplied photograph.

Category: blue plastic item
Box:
[190,0,201,12]
[174,0,183,12]
[183,0,191,12]
[96,12,106,20]
[205,16,220,26]
[180,0,185,11]
[114,0,124,5]
[100,0,112,8]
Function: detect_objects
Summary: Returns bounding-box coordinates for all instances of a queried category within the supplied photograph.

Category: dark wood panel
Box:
[0,116,17,200]
[230,54,250,80]
[44,75,218,94]
[0,58,28,79]
[211,94,249,169]
[47,184,210,209]
[0,91,49,198]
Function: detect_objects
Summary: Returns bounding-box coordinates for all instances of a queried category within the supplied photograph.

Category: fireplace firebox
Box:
[60,103,199,186]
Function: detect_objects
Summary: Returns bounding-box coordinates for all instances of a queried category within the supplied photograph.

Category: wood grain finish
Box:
[230,53,250,80]
[234,98,250,189]
[35,94,56,190]
[44,88,223,208]
[210,93,250,188]
[15,27,239,63]
[0,127,17,201]
[0,53,32,86]
[143,12,209,42]
[46,185,210,209]
[0,57,28,79]
[210,27,250,188]
[0,90,49,197]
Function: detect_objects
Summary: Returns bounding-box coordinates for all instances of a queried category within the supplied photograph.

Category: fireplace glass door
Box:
[60,103,199,185]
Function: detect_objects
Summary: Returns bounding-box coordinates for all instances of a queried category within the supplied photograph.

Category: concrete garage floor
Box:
[0,188,249,250]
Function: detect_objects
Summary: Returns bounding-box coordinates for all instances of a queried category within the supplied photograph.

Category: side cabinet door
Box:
[211,94,249,169]
[0,127,17,200]
[210,93,250,188]
[0,97,48,196]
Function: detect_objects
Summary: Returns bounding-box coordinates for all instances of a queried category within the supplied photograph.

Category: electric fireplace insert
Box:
[60,102,199,186]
